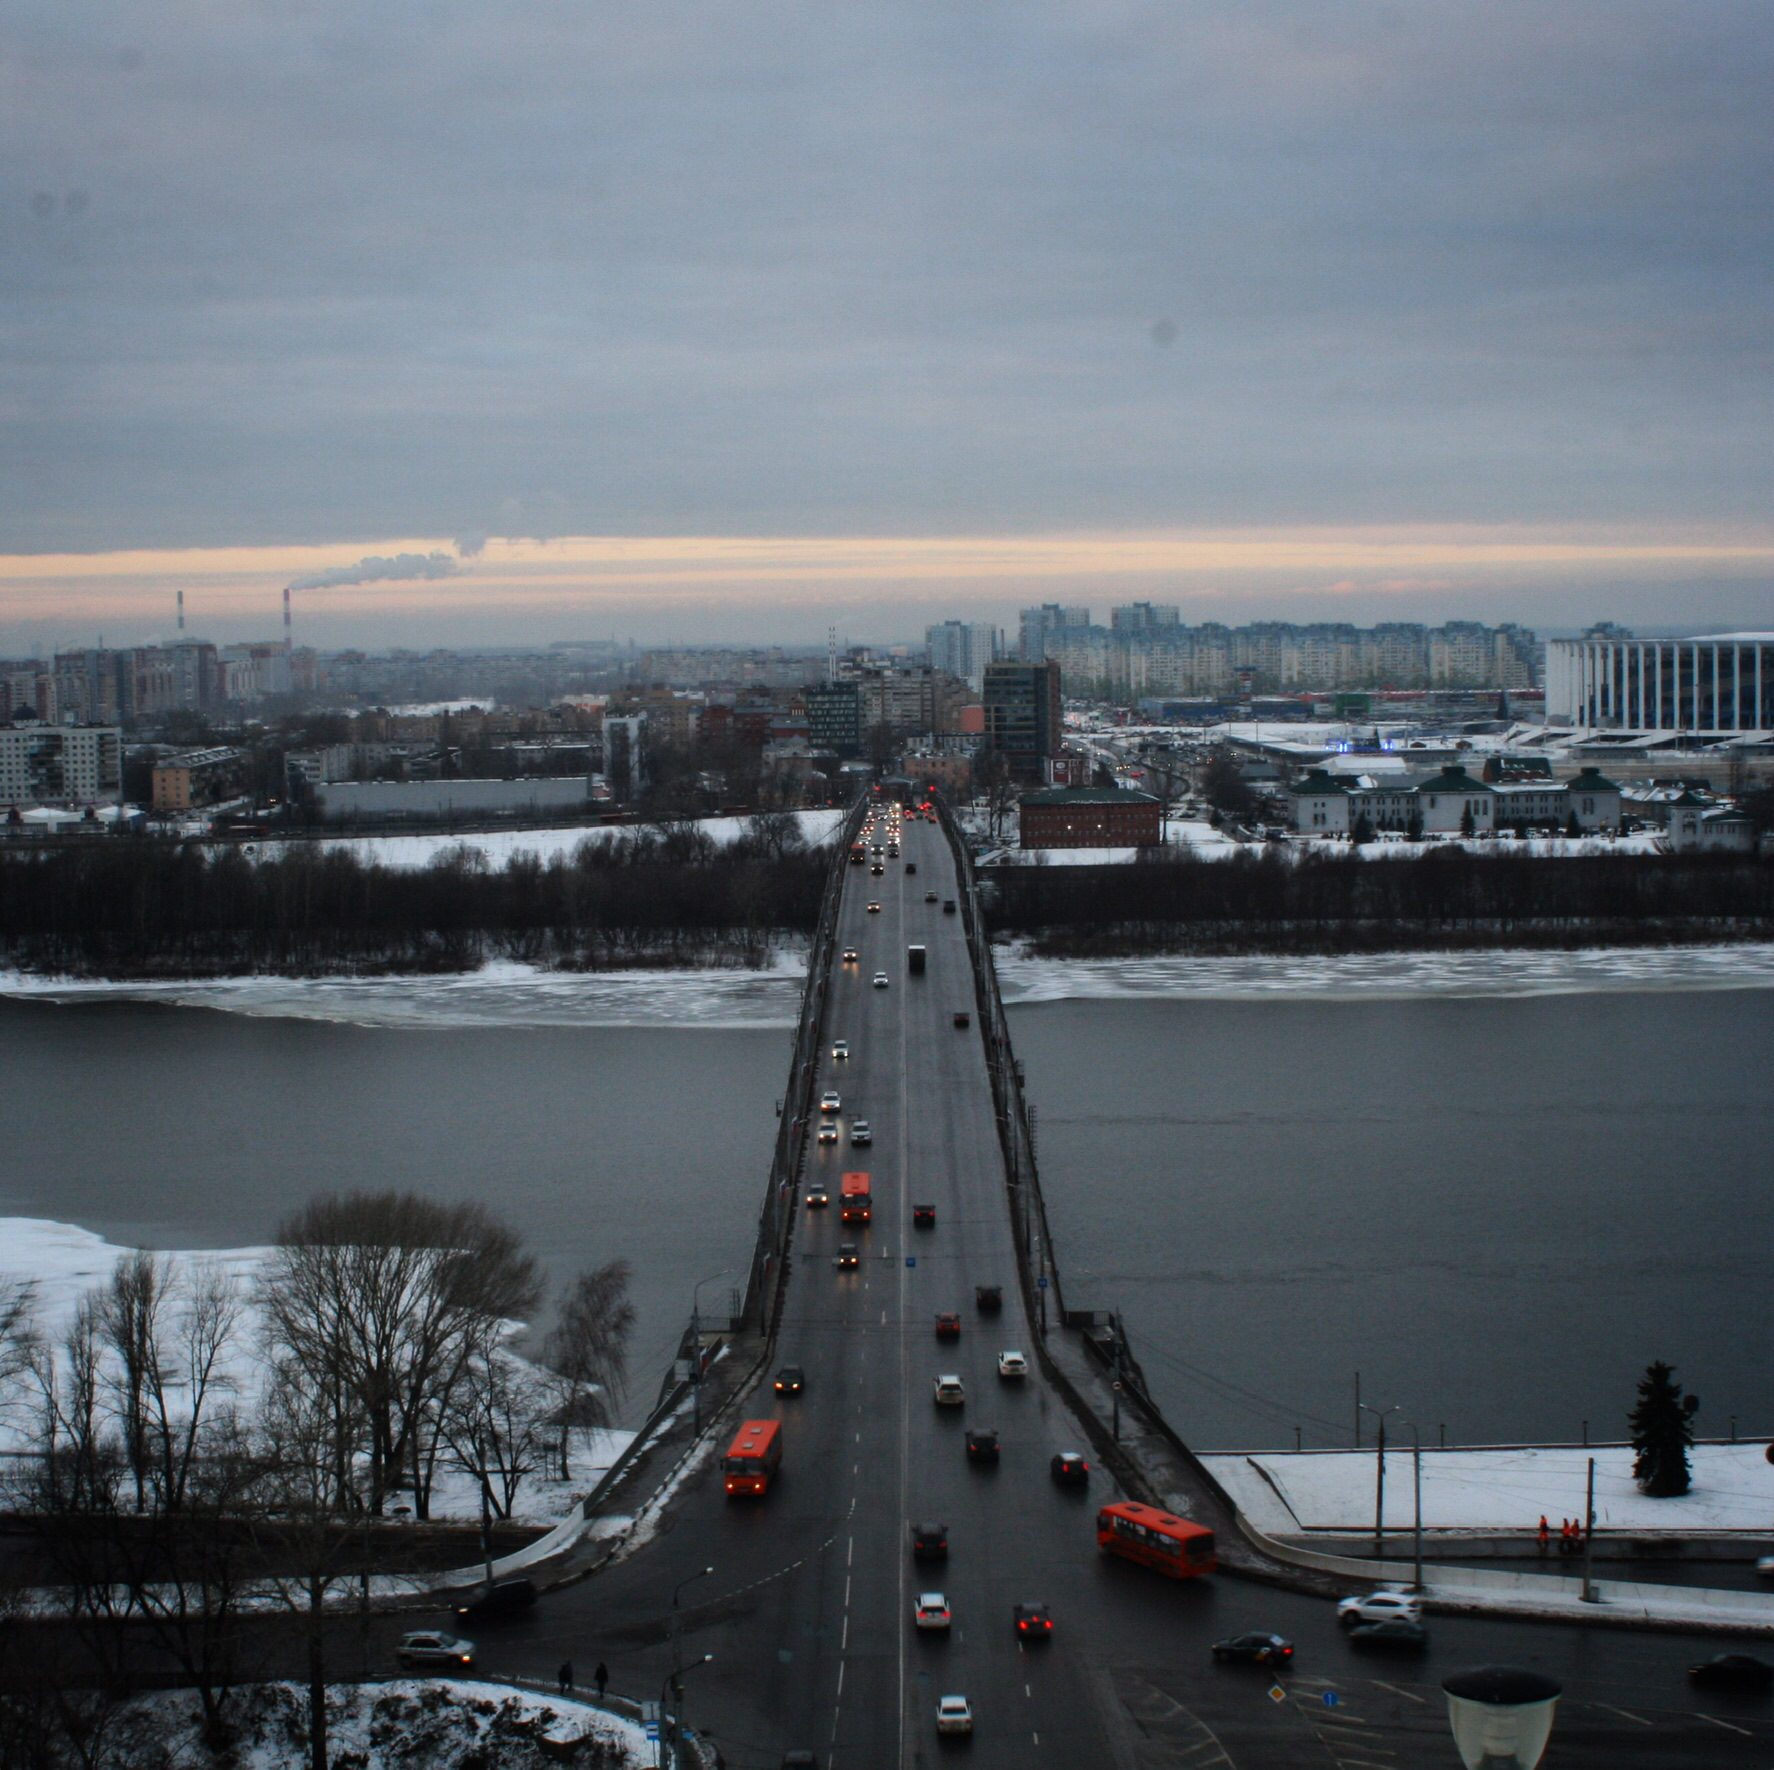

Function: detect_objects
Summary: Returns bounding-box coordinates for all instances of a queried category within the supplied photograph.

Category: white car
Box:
[817,1120,839,1144]
[936,1695,973,1736]
[914,1592,952,1631]
[873,972,890,989]
[933,1374,965,1406]
[850,1120,872,1145]
[397,1631,475,1670]
[832,1039,850,1060]
[820,1090,842,1113]
[996,1350,1028,1380]
[1758,1555,1774,1580]
[1337,1588,1423,1629]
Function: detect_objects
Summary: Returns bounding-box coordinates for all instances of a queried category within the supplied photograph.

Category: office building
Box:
[983,661,1063,781]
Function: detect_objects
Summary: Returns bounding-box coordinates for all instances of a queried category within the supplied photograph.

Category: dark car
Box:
[913,1203,936,1228]
[975,1284,1002,1313]
[775,1365,806,1396]
[452,1579,537,1628]
[1348,1618,1426,1651]
[905,862,916,874]
[782,1754,819,1769]
[942,899,957,914]
[1212,1631,1293,1667]
[835,1243,860,1269]
[871,863,884,875]
[965,1429,1000,1463]
[952,1011,971,1029]
[806,1183,829,1208]
[934,1312,961,1339]
[1013,1602,1053,1641]
[1050,1451,1090,1487]
[912,1521,949,1561]
[1689,1654,1774,1691]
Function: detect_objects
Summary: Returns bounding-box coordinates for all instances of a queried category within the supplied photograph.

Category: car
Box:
[925,891,939,903]
[842,947,858,963]
[974,1284,1002,1313]
[1759,1554,1774,1580]
[397,1630,475,1670]
[887,845,898,857]
[871,863,884,875]
[453,1578,537,1627]
[942,899,956,914]
[905,862,916,874]
[1211,1631,1293,1667]
[935,1695,972,1736]
[965,1428,1000,1463]
[934,1311,961,1338]
[832,1039,850,1060]
[873,972,890,989]
[781,1754,819,1769]
[820,1090,841,1114]
[806,1183,829,1208]
[817,1120,839,1144]
[1012,1602,1052,1640]
[997,1350,1028,1380]
[913,1203,936,1228]
[1050,1451,1090,1486]
[1337,1588,1422,1629]
[1688,1653,1774,1691]
[835,1243,860,1269]
[1348,1618,1427,1651]
[952,1011,971,1029]
[867,901,882,914]
[914,1592,952,1631]
[933,1374,965,1405]
[911,1520,949,1560]
[850,1120,872,1145]
[775,1365,805,1395]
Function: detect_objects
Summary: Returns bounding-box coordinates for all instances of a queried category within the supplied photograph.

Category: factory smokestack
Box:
[283,585,292,651]
[177,589,185,632]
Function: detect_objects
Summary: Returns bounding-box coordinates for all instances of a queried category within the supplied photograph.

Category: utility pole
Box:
[1111,1315,1122,1442]
[1359,1402,1400,1561]
[1581,1457,1598,1603]
[1354,1372,1361,1448]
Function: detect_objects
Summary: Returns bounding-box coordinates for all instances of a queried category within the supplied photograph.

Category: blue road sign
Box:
[1322,1691,1340,1709]
[906,1256,916,1267]
[1037,1275,1048,1289]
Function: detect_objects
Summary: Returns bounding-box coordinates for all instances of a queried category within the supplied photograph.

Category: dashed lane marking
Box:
[1698,1714,1752,1736]
[1592,1702,1654,1727]
[1365,1680,1425,1704]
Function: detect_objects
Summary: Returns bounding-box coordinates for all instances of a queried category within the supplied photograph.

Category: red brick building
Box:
[1017,786,1162,849]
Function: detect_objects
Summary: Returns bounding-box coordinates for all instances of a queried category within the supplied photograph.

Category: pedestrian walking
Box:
[1537,1515,1549,1555]
[558,1660,573,1696]
[594,1661,608,1703]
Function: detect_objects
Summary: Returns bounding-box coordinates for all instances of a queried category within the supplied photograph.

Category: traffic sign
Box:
[1037,1275,1048,1289]
[906,1256,916,1267]
[1322,1691,1340,1709]
[1267,1684,1287,1705]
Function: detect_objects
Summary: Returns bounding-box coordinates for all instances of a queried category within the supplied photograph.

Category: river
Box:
[1,959,1768,1448]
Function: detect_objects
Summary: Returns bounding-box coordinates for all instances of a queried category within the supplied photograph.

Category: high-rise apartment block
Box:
[925,621,1001,691]
[1018,604,1092,662]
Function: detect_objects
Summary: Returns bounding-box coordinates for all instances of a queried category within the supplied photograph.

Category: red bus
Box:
[840,1172,872,1225]
[848,842,865,866]
[723,1419,783,1497]
[1096,1502,1216,1579]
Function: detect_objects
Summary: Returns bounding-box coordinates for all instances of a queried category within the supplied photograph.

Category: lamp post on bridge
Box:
[1358,1402,1400,1562]
[690,1270,731,1432]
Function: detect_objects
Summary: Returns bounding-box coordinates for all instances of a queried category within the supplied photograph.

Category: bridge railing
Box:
[737,792,872,1334]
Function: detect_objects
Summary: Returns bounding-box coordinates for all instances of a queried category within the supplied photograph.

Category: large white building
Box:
[1546,632,1774,735]
[925,621,1000,691]
[0,725,125,808]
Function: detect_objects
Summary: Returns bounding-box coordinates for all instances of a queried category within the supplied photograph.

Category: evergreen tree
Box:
[1628,1360,1694,1497]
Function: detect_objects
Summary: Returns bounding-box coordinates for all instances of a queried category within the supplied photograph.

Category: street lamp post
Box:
[689,1270,731,1433]
[659,1653,713,1770]
[662,1568,714,1770]
[1399,1419,1425,1591]
[1359,1402,1400,1562]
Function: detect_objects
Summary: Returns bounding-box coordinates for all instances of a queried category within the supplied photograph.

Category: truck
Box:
[907,944,927,974]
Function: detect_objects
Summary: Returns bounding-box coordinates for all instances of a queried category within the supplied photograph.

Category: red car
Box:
[934,1312,961,1339]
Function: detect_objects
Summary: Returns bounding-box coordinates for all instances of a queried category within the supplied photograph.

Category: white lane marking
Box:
[1032,1733,1039,1746]
[1594,1703,1653,1727]
[844,1574,851,1608]
[842,1613,849,1649]
[1698,1714,1751,1735]
[836,1661,845,1698]
[1024,1684,1031,1698]
[855,1431,861,1443]
[1366,1680,1425,1704]
[847,1535,854,1567]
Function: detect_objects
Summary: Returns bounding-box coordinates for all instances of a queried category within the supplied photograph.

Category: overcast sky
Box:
[4,1,1773,646]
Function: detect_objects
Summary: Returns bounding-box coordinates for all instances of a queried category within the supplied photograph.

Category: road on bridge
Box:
[438,806,1774,1770]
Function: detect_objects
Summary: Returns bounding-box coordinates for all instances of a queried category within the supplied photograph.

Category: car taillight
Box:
[1281,1645,1293,1656]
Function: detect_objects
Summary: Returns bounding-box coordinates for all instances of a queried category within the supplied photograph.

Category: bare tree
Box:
[745,808,805,861]
[443,1349,547,1519]
[261,1192,542,1517]
[543,1261,635,1479]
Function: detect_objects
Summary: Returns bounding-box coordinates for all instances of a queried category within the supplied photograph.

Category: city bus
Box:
[723,1419,783,1497]
[848,841,866,866]
[1096,1502,1216,1579]
[840,1172,872,1225]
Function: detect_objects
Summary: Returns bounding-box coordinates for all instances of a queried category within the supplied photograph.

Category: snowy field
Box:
[1204,1444,1774,1538]
[105,1680,650,1769]
[0,1218,630,1526]
[252,807,846,872]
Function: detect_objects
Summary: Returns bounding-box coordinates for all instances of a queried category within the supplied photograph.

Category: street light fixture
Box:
[661,1569,714,1770]
[1398,1418,1425,1591]
[1442,1667,1561,1769]
[658,1652,714,1770]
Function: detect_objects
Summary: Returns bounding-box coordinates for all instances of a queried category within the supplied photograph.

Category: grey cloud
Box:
[286,552,461,592]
